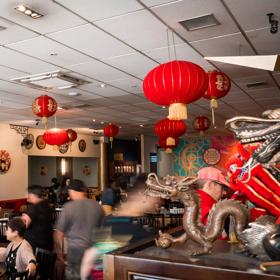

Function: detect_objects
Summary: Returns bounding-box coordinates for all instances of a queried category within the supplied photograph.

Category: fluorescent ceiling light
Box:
[205,55,280,71]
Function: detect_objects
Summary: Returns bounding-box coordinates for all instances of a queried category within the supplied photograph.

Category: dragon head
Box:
[145,173,197,200]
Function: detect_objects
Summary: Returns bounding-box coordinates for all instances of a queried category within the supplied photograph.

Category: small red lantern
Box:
[204,70,231,126]
[32,95,57,126]
[154,119,186,146]
[192,116,211,135]
[158,137,179,153]
[104,124,119,147]
[43,128,69,147]
[143,60,208,120]
[67,129,77,144]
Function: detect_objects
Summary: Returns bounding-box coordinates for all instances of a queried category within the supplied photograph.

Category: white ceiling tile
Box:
[108,78,143,94]
[96,9,183,51]
[106,53,158,77]
[247,88,280,100]
[68,60,130,81]
[0,65,27,79]
[191,33,255,57]
[0,18,37,44]
[224,0,280,30]
[48,23,134,59]
[151,0,239,42]
[0,80,43,96]
[142,0,184,7]
[0,47,61,74]
[0,0,85,34]
[56,0,142,22]
[7,36,92,67]
[246,27,280,55]
[80,84,128,97]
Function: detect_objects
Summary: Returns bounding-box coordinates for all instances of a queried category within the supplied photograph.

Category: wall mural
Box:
[172,135,238,177]
[0,150,11,173]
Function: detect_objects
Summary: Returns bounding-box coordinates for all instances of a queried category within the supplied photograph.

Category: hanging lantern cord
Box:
[166,29,171,61]
[172,31,177,60]
[210,99,218,128]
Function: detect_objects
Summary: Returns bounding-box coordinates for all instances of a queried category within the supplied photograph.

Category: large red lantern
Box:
[154,118,186,146]
[204,70,231,126]
[158,137,179,153]
[43,128,69,147]
[143,60,208,120]
[192,116,211,135]
[104,124,119,147]
[32,95,57,126]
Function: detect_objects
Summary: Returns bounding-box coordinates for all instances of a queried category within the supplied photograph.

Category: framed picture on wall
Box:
[78,139,86,152]
[59,143,69,154]
[36,135,46,150]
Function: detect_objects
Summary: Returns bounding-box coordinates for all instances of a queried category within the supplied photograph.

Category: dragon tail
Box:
[205,199,248,242]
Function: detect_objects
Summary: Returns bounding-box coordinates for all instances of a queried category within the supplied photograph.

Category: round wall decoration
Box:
[0,150,11,173]
[203,148,221,165]
[59,143,69,154]
[36,135,46,150]
[78,139,86,152]
[83,165,91,176]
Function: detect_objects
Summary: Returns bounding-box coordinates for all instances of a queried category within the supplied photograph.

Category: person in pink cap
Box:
[196,166,230,225]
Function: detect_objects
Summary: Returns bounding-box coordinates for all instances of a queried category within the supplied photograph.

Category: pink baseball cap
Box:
[196,167,230,188]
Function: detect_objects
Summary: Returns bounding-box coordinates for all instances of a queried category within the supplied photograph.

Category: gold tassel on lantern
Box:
[210,99,218,128]
[166,148,172,153]
[42,117,48,129]
[166,137,175,146]
[168,103,187,120]
[109,137,113,148]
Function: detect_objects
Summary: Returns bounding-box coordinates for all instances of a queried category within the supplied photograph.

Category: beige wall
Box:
[0,124,100,200]
[0,123,28,200]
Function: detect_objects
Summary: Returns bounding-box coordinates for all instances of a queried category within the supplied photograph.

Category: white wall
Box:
[0,123,28,200]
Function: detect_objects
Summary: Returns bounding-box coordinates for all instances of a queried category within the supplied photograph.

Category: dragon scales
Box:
[145,174,248,255]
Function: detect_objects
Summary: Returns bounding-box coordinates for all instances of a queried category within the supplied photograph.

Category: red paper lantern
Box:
[154,118,186,146]
[104,124,119,146]
[67,129,78,143]
[32,95,57,126]
[43,128,69,146]
[192,116,211,135]
[143,60,208,120]
[204,70,231,126]
[158,137,179,153]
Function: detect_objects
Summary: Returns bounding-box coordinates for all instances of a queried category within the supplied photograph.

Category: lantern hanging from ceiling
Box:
[192,116,211,135]
[204,70,231,126]
[43,128,69,147]
[32,95,57,126]
[104,123,119,147]
[143,60,208,120]
[67,129,78,145]
[158,137,179,153]
[154,118,186,146]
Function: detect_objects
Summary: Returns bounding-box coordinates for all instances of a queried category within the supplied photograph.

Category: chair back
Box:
[35,248,56,280]
[0,219,8,243]
[11,270,28,280]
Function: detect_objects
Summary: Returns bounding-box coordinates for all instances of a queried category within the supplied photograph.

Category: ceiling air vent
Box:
[246,81,267,88]
[11,71,89,90]
[179,14,220,31]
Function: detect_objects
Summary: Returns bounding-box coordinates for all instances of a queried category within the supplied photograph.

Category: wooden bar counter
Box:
[104,227,280,280]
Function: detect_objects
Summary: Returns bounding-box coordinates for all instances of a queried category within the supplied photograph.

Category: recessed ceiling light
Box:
[100,83,106,88]
[162,106,166,109]
[92,119,96,122]
[57,106,63,110]
[179,13,219,31]
[139,124,144,127]
[119,126,122,128]
[15,5,43,19]
[101,121,104,124]
[68,92,80,96]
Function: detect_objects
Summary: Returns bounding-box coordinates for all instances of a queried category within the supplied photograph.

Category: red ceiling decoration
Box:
[104,124,119,146]
[154,118,186,146]
[143,60,208,120]
[43,128,69,147]
[204,70,231,126]
[32,95,57,126]
[192,116,211,135]
[67,129,78,144]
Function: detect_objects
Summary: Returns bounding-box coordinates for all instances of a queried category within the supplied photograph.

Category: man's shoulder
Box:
[65,199,101,209]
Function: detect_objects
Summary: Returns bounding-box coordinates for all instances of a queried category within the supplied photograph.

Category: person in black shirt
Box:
[22,185,54,253]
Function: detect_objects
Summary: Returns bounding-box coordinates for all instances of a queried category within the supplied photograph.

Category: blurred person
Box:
[48,177,60,205]
[195,167,230,224]
[101,179,118,215]
[0,217,36,278]
[22,185,53,252]
[54,179,104,280]
[56,176,70,206]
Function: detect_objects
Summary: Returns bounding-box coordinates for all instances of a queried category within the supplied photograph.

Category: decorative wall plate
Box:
[203,148,221,165]
[78,139,86,152]
[24,134,34,149]
[0,150,11,173]
[59,142,69,154]
[36,135,46,150]
[83,165,91,175]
